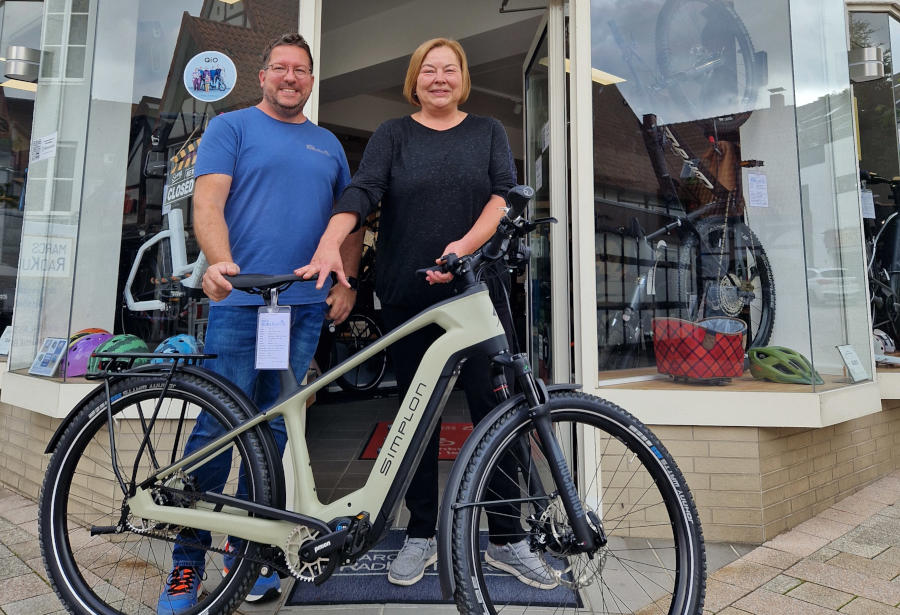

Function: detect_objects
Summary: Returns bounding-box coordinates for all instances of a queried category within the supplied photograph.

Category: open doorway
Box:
[316,1,543,395]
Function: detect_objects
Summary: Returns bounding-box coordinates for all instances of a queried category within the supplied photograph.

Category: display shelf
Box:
[0,369,97,418]
[592,367,882,428]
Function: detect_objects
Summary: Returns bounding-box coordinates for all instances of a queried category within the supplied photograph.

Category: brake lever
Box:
[522,216,557,233]
[415,253,459,277]
[415,265,443,276]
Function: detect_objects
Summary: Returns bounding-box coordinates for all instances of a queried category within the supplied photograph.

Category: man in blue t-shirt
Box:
[158,33,359,615]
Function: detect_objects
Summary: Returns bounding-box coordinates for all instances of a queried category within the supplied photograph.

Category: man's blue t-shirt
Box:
[195,107,351,306]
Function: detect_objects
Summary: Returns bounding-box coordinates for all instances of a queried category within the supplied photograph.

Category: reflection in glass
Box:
[590,0,868,390]
[116,0,295,346]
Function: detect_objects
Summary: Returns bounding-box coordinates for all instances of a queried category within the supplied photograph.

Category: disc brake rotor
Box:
[535,501,606,590]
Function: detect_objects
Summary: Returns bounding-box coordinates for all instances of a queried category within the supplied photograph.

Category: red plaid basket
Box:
[652,317,746,381]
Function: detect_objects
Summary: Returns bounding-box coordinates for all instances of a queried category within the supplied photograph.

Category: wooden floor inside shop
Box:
[597,366,853,393]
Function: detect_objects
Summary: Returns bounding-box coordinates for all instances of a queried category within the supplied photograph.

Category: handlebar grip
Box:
[506,185,534,220]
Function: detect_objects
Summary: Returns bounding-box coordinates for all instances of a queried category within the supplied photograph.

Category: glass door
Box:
[524,28,552,379]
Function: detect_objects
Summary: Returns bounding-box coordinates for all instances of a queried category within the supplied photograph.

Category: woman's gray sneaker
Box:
[485,539,559,589]
[387,536,437,586]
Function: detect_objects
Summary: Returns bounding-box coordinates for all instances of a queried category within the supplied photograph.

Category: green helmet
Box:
[87,334,150,374]
[748,346,824,385]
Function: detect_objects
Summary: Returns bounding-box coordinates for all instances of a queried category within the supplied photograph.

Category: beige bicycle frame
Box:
[127,287,506,551]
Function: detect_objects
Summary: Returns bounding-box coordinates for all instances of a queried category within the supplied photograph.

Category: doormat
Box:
[286,529,580,607]
[360,422,473,460]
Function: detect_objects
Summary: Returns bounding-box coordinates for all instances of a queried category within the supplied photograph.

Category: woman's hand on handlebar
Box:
[203,261,240,302]
[427,240,469,285]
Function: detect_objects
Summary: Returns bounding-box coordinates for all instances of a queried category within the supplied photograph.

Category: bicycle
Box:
[39,186,706,615]
[610,0,766,131]
[861,171,900,343]
[598,114,775,370]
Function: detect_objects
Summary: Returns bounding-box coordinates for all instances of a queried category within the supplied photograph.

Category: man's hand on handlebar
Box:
[203,261,240,302]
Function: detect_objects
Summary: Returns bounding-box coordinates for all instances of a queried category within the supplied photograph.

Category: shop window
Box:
[41,0,88,80]
[589,0,867,391]
[8,0,303,378]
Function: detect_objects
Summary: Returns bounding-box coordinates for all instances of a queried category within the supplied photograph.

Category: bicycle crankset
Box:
[284,525,337,583]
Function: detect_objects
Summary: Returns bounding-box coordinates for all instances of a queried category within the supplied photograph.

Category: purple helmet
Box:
[64,333,113,377]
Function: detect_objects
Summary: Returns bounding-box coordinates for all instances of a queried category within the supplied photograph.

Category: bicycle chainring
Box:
[284,525,336,583]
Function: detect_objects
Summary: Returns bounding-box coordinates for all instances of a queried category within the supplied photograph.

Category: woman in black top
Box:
[297,37,556,590]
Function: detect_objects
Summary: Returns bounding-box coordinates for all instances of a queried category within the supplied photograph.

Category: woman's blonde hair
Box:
[402,38,471,107]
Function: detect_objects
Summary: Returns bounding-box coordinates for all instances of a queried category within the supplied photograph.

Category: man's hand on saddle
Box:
[203,261,240,302]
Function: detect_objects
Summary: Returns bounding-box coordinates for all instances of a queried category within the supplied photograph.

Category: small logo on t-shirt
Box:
[306,144,331,157]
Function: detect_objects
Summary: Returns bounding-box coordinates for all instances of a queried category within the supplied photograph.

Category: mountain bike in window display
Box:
[39,186,706,615]
[601,1,774,371]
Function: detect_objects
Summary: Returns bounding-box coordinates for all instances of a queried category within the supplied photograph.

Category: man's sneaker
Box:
[387,536,437,586]
[222,540,282,603]
[485,540,559,590]
[157,566,201,615]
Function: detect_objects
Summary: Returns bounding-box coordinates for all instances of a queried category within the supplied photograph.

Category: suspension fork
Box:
[493,353,599,552]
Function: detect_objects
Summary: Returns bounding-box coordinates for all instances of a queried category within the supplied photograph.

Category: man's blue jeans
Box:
[172,303,326,568]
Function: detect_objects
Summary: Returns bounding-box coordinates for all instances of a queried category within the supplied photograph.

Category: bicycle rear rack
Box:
[84,351,215,380]
[85,352,217,498]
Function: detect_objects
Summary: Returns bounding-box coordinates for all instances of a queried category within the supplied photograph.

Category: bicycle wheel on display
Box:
[39,373,273,615]
[451,391,706,614]
[655,0,759,129]
[677,218,775,349]
[330,313,387,392]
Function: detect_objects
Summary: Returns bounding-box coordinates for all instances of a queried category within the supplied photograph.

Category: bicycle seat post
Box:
[262,286,279,308]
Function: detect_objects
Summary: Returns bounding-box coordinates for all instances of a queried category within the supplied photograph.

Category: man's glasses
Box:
[265,64,311,78]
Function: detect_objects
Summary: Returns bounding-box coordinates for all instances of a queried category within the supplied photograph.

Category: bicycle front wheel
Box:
[678,218,775,349]
[39,373,273,615]
[451,391,705,614]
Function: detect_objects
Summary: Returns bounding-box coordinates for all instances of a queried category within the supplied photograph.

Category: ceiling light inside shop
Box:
[217,0,242,3]
[538,57,624,85]
[1,79,36,92]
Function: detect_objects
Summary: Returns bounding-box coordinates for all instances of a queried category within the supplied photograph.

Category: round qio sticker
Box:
[183,51,236,102]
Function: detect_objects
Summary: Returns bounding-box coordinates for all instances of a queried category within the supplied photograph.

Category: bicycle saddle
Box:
[224,273,311,292]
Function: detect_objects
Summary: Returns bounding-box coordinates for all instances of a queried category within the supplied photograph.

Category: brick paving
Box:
[0,470,898,614]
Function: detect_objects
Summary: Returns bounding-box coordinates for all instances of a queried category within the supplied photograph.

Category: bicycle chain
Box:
[123,521,294,578]
[120,487,295,578]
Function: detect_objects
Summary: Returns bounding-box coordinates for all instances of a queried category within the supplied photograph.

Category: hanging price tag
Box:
[256,306,291,370]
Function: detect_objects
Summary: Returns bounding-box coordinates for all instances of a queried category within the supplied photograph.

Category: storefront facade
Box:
[0,0,897,545]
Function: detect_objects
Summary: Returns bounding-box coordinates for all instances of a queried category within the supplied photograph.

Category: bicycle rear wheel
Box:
[39,373,272,615]
[677,218,775,349]
[331,313,387,392]
[451,391,705,614]
[656,0,759,127]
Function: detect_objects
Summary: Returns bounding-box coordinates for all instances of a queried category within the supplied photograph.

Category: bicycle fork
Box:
[492,353,607,554]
